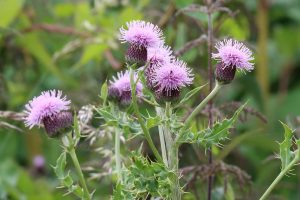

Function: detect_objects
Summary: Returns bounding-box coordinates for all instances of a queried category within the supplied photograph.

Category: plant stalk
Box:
[129,68,163,163]
[156,107,169,166]
[67,134,91,200]
[115,127,122,181]
[260,151,300,200]
[170,146,180,200]
[207,6,214,200]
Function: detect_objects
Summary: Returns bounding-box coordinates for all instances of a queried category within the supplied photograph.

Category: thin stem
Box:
[115,127,122,181]
[67,134,91,200]
[176,82,222,144]
[156,107,168,166]
[260,151,300,200]
[207,6,214,200]
[129,68,163,163]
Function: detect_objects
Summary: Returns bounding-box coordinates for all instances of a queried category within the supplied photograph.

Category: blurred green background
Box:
[0,0,300,199]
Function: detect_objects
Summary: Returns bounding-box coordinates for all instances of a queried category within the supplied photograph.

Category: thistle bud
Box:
[126,44,147,65]
[155,88,181,103]
[108,71,143,106]
[42,111,73,138]
[214,63,236,85]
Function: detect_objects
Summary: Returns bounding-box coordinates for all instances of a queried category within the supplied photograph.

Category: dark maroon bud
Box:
[155,88,181,103]
[108,86,121,102]
[126,44,147,65]
[43,111,73,138]
[215,63,236,84]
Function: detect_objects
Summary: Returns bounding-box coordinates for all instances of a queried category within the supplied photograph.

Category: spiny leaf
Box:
[179,103,246,146]
[146,115,161,129]
[54,152,67,179]
[100,81,108,105]
[279,121,294,170]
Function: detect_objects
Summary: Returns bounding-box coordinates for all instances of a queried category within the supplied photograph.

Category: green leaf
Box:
[63,172,74,187]
[0,0,24,27]
[54,152,67,179]
[179,103,246,146]
[279,121,294,169]
[70,185,84,198]
[73,113,81,143]
[175,85,206,108]
[146,115,161,129]
[100,81,108,104]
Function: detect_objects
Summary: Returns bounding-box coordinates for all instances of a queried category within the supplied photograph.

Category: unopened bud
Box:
[215,63,236,84]
[126,44,147,65]
[42,111,73,138]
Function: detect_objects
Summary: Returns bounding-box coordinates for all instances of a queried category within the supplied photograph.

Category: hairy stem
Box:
[129,68,163,163]
[170,146,180,200]
[115,127,122,182]
[260,151,300,200]
[67,134,91,200]
[156,107,169,166]
[164,102,181,200]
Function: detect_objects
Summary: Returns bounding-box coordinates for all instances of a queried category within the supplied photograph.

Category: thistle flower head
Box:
[212,39,254,71]
[147,45,173,66]
[108,70,143,105]
[153,60,193,97]
[126,44,147,65]
[145,45,174,90]
[24,90,71,128]
[120,20,163,48]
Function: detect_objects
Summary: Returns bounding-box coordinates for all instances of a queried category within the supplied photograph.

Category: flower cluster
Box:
[108,71,143,105]
[118,20,194,101]
[212,39,254,84]
[24,90,73,137]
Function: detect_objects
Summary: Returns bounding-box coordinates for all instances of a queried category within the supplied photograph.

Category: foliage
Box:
[0,0,300,199]
[113,152,174,200]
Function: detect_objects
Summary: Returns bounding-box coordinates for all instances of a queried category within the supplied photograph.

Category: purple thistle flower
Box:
[147,45,174,66]
[145,45,174,89]
[24,90,73,137]
[24,90,70,128]
[108,71,143,105]
[212,39,254,71]
[153,60,193,98]
[120,20,164,48]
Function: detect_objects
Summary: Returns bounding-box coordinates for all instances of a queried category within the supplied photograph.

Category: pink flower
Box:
[145,45,174,89]
[120,20,164,48]
[147,45,174,66]
[212,39,254,71]
[109,71,143,105]
[153,60,193,97]
[24,90,71,129]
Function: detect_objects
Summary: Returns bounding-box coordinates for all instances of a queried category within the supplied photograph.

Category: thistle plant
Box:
[16,6,299,200]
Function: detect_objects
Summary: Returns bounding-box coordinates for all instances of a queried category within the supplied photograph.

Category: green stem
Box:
[164,102,173,166]
[115,127,122,182]
[164,102,181,199]
[67,134,91,200]
[260,151,300,200]
[129,68,163,163]
[170,145,180,200]
[156,107,168,166]
[176,82,222,143]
